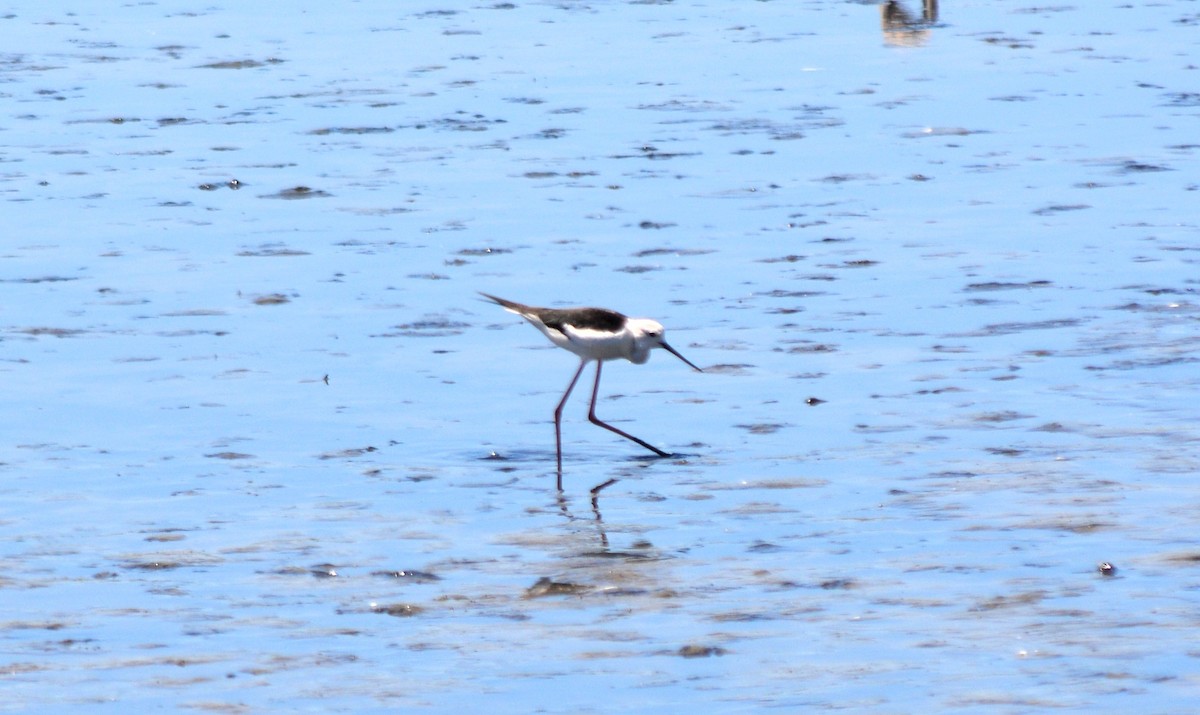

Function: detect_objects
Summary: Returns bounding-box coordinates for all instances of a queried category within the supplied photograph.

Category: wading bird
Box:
[481,293,702,489]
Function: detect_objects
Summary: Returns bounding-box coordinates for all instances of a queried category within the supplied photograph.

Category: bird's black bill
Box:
[661,341,702,372]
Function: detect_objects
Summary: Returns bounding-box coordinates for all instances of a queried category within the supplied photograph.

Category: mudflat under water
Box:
[3,1,1199,712]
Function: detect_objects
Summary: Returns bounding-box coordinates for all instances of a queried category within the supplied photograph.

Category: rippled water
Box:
[3,1,1199,711]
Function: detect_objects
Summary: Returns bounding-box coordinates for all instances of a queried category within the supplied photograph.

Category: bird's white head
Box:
[627,319,702,371]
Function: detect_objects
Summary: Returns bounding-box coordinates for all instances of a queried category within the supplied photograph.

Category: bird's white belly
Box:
[556,326,633,362]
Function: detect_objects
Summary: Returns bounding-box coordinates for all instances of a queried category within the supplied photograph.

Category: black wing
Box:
[540,307,626,333]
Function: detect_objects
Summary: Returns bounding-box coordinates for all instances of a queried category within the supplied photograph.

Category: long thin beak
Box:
[660,341,703,372]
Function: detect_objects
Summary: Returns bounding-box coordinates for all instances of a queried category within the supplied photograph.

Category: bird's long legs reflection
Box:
[556,478,618,550]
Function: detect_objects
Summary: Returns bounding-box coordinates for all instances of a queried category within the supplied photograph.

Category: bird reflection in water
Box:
[882,0,939,47]
[557,478,618,549]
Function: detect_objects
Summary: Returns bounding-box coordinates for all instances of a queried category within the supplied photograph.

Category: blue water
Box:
[3,1,1199,712]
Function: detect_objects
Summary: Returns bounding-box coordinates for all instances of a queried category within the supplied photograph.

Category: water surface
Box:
[2,1,1199,712]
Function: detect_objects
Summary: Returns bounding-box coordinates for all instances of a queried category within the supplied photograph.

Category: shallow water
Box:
[3,0,1199,712]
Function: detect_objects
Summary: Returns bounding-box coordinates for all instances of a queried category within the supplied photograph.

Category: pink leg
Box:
[554,360,588,489]
[586,361,670,458]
